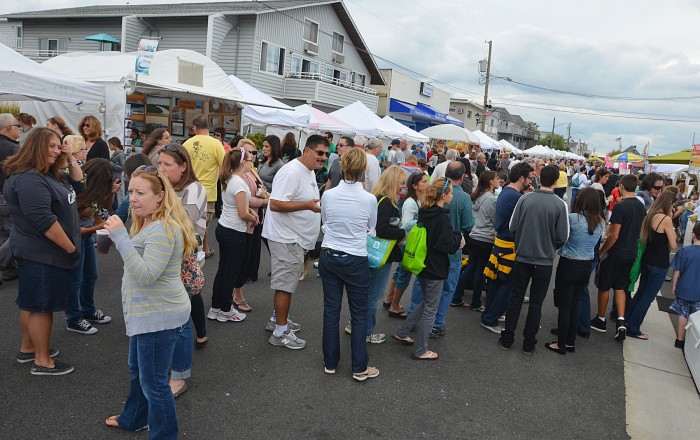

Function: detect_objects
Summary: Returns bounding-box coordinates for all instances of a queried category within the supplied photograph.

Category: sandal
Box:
[196,336,208,348]
[628,333,649,340]
[105,415,120,428]
[352,366,380,382]
[450,302,469,308]
[388,310,407,319]
[470,305,485,312]
[411,350,439,361]
[391,334,414,345]
[234,300,253,313]
[204,251,215,259]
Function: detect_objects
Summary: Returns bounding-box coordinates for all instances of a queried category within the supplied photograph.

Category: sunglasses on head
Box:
[307,147,329,158]
[162,144,186,163]
[135,165,166,189]
[442,180,451,194]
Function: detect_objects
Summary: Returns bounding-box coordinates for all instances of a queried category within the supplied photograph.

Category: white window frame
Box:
[259,40,285,76]
[291,55,319,79]
[331,31,345,55]
[303,17,319,45]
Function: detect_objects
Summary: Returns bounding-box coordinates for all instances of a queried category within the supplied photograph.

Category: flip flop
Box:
[470,306,486,312]
[391,334,414,345]
[628,333,649,340]
[388,310,407,319]
[105,415,120,428]
[411,350,439,360]
[196,336,208,348]
[450,302,469,308]
[234,301,253,313]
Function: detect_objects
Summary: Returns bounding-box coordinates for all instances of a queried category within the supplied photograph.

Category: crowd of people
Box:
[2,110,700,439]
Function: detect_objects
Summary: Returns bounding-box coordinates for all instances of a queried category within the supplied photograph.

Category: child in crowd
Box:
[670,222,700,350]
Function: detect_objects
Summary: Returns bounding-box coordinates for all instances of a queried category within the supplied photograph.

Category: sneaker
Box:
[590,317,607,333]
[85,310,111,324]
[665,275,672,282]
[344,323,352,334]
[17,348,59,364]
[265,318,301,332]
[522,346,535,355]
[615,319,627,342]
[324,367,336,374]
[67,319,98,335]
[498,338,511,350]
[206,308,221,320]
[429,327,446,339]
[523,296,530,304]
[366,333,386,344]
[481,322,504,335]
[30,359,74,376]
[269,330,306,349]
[313,261,319,268]
[217,308,246,322]
[498,315,506,322]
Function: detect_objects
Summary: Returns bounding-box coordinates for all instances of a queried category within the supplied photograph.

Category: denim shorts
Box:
[669,298,700,319]
[16,257,73,312]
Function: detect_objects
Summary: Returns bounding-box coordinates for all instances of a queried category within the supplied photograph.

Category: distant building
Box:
[0,0,384,112]
[483,107,539,149]
[448,96,482,130]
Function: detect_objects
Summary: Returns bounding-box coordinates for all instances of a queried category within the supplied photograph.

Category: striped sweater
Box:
[110,221,191,336]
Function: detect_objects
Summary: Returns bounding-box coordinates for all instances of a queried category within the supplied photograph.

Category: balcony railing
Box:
[0,36,22,49]
[285,72,377,95]
[13,49,70,58]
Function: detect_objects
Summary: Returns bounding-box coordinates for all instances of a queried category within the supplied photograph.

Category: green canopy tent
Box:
[648,149,691,164]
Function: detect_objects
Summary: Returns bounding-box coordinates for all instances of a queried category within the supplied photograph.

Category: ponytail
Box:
[421,177,451,208]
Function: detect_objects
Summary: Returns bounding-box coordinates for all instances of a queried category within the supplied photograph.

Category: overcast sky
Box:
[3,0,700,155]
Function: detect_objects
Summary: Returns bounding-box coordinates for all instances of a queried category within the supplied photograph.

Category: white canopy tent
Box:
[22,50,244,141]
[522,145,554,157]
[498,139,522,154]
[381,116,428,143]
[329,101,387,138]
[418,124,479,145]
[241,105,309,129]
[0,43,105,103]
[294,104,352,133]
[473,130,502,151]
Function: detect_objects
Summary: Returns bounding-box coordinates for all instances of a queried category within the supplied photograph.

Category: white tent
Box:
[22,50,244,141]
[381,116,428,143]
[473,130,502,151]
[522,145,555,157]
[498,139,522,154]
[294,104,352,133]
[228,74,291,110]
[0,43,105,103]
[329,101,387,138]
[242,105,309,128]
[419,123,479,145]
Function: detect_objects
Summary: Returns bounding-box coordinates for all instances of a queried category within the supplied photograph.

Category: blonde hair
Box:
[64,135,85,155]
[237,138,256,150]
[129,169,198,259]
[371,165,405,207]
[421,177,452,208]
[340,147,367,181]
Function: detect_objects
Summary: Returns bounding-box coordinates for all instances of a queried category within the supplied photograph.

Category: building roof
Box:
[1,1,330,19]
[2,0,384,85]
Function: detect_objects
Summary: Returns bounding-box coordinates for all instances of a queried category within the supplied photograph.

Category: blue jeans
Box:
[391,258,413,291]
[66,235,98,323]
[118,326,183,439]
[626,264,668,336]
[319,249,370,373]
[367,263,393,336]
[170,320,193,380]
[453,239,493,308]
[570,187,579,208]
[481,277,513,327]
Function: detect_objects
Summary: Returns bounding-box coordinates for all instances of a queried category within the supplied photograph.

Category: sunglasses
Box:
[135,165,166,190]
[82,123,90,127]
[307,147,329,158]
[653,185,664,191]
[162,144,186,163]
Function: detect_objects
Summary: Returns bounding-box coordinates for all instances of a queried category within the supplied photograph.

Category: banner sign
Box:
[135,39,159,75]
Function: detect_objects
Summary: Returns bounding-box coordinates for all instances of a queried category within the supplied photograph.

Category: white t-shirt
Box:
[321,180,377,257]
[218,175,250,233]
[262,159,321,250]
[364,153,381,192]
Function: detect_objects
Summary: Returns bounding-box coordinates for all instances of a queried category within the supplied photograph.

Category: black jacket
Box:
[418,205,462,280]
[376,195,405,263]
[0,134,20,193]
[86,138,110,161]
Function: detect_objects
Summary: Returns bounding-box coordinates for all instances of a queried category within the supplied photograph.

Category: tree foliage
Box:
[608,148,623,156]
[539,133,567,150]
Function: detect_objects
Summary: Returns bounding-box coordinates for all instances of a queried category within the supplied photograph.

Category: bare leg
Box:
[232,287,245,304]
[19,310,33,353]
[613,289,626,318]
[389,287,405,314]
[274,291,291,326]
[27,312,53,367]
[597,289,609,318]
[203,229,211,254]
[677,316,688,341]
[384,279,396,304]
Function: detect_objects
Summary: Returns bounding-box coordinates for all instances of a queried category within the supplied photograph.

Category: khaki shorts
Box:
[269,240,305,294]
[206,201,216,226]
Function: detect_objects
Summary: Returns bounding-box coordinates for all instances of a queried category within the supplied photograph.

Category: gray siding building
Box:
[1,0,383,112]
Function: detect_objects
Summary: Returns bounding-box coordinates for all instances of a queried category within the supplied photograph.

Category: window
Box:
[39,38,67,57]
[332,32,344,54]
[351,72,366,87]
[260,42,285,76]
[325,66,348,85]
[303,18,319,44]
[449,107,456,112]
[291,55,319,78]
[467,111,472,118]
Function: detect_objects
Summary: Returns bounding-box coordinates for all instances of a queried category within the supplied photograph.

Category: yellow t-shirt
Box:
[557,170,568,188]
[183,135,225,201]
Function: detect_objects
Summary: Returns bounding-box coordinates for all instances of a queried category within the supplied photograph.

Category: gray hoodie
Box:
[469,191,498,244]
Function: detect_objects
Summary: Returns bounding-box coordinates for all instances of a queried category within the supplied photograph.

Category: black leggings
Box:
[190,293,206,338]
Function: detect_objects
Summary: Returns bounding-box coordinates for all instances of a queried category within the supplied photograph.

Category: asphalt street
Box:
[0,221,630,440]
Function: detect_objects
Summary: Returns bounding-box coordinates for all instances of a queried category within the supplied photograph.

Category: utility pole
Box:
[566,122,571,151]
[481,40,492,133]
[550,117,555,148]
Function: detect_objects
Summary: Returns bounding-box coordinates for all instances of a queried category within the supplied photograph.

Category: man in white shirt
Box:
[390,139,405,166]
[364,138,382,192]
[263,134,330,349]
[430,148,458,180]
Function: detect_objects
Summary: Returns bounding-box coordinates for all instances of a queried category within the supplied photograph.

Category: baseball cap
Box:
[415,143,424,149]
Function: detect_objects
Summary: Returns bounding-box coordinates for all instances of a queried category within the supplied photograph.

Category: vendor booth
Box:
[473,130,502,152]
[22,49,244,144]
[648,149,691,165]
[419,123,480,153]
[330,101,388,138]
[380,116,428,143]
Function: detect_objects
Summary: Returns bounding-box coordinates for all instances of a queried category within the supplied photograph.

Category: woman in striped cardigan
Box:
[103,165,197,440]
